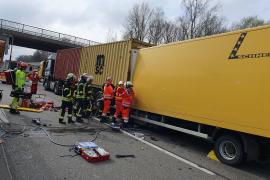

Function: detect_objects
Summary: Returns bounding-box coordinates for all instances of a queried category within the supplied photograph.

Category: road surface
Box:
[0,83,270,180]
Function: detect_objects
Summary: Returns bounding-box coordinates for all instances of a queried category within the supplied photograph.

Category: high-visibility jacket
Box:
[62,80,73,102]
[103,83,114,100]
[76,80,86,99]
[15,69,26,89]
[85,83,93,100]
[122,88,134,108]
[115,86,124,102]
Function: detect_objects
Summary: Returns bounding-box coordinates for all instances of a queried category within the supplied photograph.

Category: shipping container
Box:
[132,25,270,165]
[42,48,81,94]
[0,40,6,63]
[79,39,151,86]
[54,47,81,80]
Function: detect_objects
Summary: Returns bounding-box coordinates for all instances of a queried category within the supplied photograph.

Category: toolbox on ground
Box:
[74,142,110,163]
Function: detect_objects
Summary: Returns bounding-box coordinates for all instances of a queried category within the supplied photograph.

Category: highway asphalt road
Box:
[0,83,270,180]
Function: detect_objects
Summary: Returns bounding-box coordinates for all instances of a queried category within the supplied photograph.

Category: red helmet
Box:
[20,62,28,69]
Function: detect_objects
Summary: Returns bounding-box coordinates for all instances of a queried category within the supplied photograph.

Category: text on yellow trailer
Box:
[132,25,270,165]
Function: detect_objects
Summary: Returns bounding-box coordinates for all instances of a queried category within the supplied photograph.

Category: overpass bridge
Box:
[0,19,99,53]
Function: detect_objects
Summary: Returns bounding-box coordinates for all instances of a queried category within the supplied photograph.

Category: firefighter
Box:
[59,73,76,124]
[111,80,124,125]
[29,70,39,94]
[100,77,114,123]
[10,62,27,114]
[121,81,135,128]
[74,73,88,123]
[85,75,94,118]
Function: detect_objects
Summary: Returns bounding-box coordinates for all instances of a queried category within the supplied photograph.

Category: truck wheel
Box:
[54,82,59,95]
[45,81,51,91]
[214,135,244,166]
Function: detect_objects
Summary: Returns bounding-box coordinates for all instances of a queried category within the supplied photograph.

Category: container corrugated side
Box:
[54,47,81,80]
[79,40,131,86]
[0,40,6,63]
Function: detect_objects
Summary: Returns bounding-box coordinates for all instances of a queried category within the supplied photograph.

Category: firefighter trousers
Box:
[102,99,111,117]
[59,100,73,121]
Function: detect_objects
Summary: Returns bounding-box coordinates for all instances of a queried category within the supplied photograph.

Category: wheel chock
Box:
[207,150,219,161]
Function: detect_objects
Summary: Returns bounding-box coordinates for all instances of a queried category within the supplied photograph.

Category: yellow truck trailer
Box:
[131,25,270,165]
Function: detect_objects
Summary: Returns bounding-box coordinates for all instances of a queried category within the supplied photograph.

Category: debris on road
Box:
[132,132,144,139]
[150,136,158,141]
[115,154,135,158]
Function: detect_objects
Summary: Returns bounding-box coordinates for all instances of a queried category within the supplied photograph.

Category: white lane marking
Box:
[121,129,216,176]
[93,117,216,176]
[1,144,13,180]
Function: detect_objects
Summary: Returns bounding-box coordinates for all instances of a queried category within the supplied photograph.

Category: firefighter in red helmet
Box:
[10,62,27,114]
[29,69,39,94]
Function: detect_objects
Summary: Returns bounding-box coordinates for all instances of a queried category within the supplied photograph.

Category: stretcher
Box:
[0,104,43,113]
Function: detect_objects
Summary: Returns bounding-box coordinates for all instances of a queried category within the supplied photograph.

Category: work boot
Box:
[9,109,20,114]
[111,116,116,124]
[76,117,83,123]
[59,118,66,125]
[100,116,108,123]
[122,122,129,129]
[68,117,75,124]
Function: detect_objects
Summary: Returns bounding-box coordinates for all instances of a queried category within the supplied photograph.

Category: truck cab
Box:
[43,54,56,90]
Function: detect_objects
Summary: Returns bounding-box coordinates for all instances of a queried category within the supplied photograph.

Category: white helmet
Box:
[80,73,88,81]
[118,80,124,85]
[66,73,75,80]
[125,81,133,88]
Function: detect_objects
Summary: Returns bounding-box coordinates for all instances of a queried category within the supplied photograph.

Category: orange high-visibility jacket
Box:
[115,86,124,102]
[103,83,114,100]
[122,88,134,107]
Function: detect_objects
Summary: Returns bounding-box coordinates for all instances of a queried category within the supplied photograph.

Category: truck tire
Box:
[214,135,244,166]
[54,82,59,95]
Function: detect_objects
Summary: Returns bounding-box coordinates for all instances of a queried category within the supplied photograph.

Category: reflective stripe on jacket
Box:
[103,84,114,100]
[122,88,134,108]
[15,70,26,88]
[115,86,124,102]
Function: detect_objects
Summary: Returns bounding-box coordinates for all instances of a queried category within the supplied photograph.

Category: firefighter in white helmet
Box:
[59,73,76,124]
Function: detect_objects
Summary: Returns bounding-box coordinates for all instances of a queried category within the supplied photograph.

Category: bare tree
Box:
[232,16,266,30]
[163,21,176,43]
[162,21,185,43]
[178,0,225,39]
[123,2,153,41]
[147,8,165,44]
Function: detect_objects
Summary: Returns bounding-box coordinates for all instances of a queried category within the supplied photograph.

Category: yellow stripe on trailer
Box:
[0,104,43,113]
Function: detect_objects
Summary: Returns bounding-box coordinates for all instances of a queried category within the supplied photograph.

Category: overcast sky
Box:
[1,0,269,59]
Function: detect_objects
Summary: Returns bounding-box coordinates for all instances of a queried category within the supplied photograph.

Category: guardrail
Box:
[0,19,99,46]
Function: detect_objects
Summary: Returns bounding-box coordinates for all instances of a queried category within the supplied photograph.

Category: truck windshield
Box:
[45,60,53,71]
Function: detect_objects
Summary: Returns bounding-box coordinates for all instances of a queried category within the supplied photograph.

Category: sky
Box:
[0,0,269,60]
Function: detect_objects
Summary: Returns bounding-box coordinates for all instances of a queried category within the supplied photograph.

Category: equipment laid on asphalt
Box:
[10,90,32,99]
[115,154,135,158]
[74,141,110,163]
[0,104,43,113]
